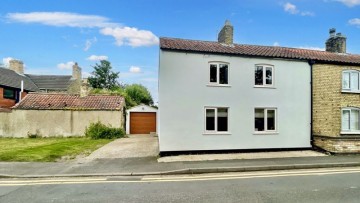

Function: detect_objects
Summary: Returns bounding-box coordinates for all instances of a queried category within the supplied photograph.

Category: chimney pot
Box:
[329,28,336,37]
[326,28,346,53]
[72,62,82,80]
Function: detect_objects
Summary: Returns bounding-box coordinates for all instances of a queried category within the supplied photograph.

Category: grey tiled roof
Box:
[25,74,73,90]
[160,37,360,65]
[0,67,39,91]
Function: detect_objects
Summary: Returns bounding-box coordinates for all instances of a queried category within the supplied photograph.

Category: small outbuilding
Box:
[126,104,157,134]
[0,93,125,137]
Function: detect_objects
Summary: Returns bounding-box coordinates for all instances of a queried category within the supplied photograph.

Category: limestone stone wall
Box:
[0,109,123,137]
[67,79,81,94]
[314,135,360,153]
[313,64,360,153]
[313,64,360,137]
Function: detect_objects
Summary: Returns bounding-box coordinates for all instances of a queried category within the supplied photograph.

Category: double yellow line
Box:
[1,167,360,186]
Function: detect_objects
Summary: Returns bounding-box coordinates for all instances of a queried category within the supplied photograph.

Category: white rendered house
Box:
[158,21,312,152]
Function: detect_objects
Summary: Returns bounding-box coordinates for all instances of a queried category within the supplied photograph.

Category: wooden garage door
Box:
[130,112,156,134]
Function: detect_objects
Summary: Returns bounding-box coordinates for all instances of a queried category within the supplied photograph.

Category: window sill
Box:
[203,132,232,135]
[207,84,231,87]
[340,131,360,135]
[253,131,279,135]
[341,90,360,94]
[254,85,276,89]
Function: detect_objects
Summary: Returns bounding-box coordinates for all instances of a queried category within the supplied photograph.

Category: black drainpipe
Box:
[308,60,315,146]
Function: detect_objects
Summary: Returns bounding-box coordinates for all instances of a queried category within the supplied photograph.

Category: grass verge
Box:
[0,137,112,162]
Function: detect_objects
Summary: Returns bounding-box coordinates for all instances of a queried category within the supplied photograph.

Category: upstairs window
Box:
[3,88,16,100]
[209,63,229,85]
[342,70,360,92]
[342,108,360,133]
[255,65,273,87]
[205,107,228,133]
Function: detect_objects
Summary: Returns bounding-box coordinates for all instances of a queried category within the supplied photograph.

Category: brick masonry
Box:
[0,87,16,108]
[313,64,360,153]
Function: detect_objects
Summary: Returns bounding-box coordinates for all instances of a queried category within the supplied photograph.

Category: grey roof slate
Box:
[25,74,73,90]
[0,67,39,91]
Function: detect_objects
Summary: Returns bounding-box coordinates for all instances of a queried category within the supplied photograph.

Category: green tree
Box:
[88,60,120,89]
[124,84,154,106]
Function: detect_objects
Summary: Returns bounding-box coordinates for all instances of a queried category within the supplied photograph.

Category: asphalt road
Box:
[1,167,360,203]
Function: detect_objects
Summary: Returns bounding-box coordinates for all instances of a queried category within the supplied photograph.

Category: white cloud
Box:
[300,11,315,16]
[333,0,360,7]
[349,18,360,27]
[129,66,142,73]
[86,55,108,61]
[57,61,74,70]
[6,12,158,47]
[284,3,299,14]
[100,27,159,47]
[273,42,280,46]
[297,46,325,51]
[283,2,314,16]
[84,37,97,51]
[6,12,118,28]
[82,71,92,78]
[2,57,14,67]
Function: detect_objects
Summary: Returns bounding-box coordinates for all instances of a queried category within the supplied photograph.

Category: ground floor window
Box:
[342,108,360,132]
[255,108,276,132]
[3,88,16,100]
[205,107,228,133]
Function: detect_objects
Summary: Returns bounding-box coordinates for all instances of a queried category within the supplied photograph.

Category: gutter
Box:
[308,60,315,146]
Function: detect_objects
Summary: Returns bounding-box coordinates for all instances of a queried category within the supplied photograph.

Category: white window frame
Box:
[208,62,230,86]
[254,108,278,134]
[204,107,230,134]
[342,70,360,93]
[254,64,274,88]
[341,107,360,134]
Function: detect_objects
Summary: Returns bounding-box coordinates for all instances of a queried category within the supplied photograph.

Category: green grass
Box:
[0,138,112,162]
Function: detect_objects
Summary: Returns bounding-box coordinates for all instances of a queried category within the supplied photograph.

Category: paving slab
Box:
[158,150,326,162]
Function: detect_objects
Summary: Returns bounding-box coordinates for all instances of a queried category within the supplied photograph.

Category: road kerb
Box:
[1,162,360,179]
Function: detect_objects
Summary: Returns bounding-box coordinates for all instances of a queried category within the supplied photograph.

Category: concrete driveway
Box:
[84,135,159,160]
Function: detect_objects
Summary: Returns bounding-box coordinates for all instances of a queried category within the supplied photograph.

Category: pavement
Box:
[1,136,360,178]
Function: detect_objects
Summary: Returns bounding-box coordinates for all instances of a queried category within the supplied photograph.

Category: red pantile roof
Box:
[160,37,360,65]
[14,93,125,110]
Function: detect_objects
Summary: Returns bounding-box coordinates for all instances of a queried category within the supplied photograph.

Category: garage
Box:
[126,104,158,134]
[130,112,156,134]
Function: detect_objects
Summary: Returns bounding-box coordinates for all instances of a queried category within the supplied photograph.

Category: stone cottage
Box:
[313,29,360,153]
[158,20,360,153]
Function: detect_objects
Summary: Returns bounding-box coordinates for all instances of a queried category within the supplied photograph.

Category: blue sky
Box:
[1,0,360,102]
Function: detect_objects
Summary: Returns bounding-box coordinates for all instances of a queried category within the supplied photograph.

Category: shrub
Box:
[85,121,125,139]
[27,130,41,138]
